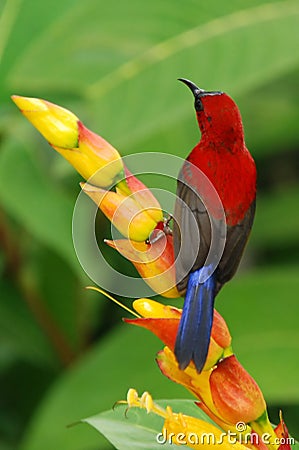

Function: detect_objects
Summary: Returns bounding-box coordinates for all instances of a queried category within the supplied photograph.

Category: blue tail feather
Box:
[174,268,216,373]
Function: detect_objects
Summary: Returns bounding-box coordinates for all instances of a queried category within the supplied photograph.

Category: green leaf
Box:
[0,0,77,92]
[0,135,80,274]
[82,400,211,450]
[83,401,299,450]
[19,325,189,450]
[3,0,299,156]
[83,404,170,450]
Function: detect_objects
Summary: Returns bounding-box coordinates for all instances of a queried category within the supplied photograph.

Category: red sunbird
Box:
[173,78,256,372]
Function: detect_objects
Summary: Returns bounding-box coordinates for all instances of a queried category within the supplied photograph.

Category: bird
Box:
[173,78,257,373]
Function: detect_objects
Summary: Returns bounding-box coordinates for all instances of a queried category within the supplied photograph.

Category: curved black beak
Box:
[178,78,205,97]
[178,78,206,112]
[178,78,222,112]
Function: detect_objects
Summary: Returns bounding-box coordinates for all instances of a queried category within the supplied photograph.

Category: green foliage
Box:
[82,400,211,450]
[0,136,78,272]
[18,324,191,450]
[0,0,298,449]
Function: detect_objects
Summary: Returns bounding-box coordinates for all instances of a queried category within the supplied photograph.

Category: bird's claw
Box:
[146,215,173,245]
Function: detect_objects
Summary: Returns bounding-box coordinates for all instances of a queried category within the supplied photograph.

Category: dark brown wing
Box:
[216,200,256,291]
[173,175,256,294]
[173,178,212,293]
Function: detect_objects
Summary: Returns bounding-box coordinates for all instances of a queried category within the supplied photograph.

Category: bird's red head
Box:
[179,78,244,145]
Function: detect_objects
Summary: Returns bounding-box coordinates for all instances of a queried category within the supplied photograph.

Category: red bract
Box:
[209,355,266,424]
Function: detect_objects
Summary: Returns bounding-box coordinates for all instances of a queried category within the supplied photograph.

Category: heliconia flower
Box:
[209,355,266,425]
[118,167,163,224]
[132,298,182,319]
[209,355,279,447]
[11,96,124,188]
[123,298,282,448]
[157,348,279,448]
[157,346,221,421]
[55,121,124,188]
[11,96,79,148]
[125,298,232,368]
[11,95,164,241]
[81,181,162,242]
[122,388,250,449]
[106,234,179,297]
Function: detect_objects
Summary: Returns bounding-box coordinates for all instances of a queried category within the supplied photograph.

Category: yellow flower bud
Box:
[81,182,157,242]
[12,96,124,188]
[209,355,266,425]
[106,236,179,297]
[121,168,163,223]
[53,122,123,187]
[11,95,78,148]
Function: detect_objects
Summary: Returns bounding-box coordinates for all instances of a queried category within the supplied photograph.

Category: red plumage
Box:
[174,86,257,293]
[173,79,256,372]
[186,93,256,226]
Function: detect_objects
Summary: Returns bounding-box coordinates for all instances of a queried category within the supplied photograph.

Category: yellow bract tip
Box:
[133,298,181,318]
[11,95,79,148]
[11,95,48,111]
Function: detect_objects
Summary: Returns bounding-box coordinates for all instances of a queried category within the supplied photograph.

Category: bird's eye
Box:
[194,97,203,111]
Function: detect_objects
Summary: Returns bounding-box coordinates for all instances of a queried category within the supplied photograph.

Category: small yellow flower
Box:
[122,388,250,449]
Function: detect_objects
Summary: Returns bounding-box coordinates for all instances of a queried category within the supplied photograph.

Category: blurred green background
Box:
[0,0,298,448]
